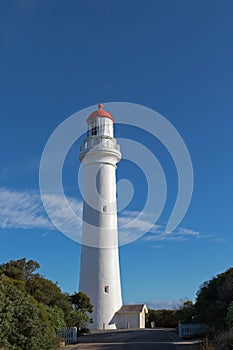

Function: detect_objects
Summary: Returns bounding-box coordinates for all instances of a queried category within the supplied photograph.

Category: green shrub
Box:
[0,281,53,350]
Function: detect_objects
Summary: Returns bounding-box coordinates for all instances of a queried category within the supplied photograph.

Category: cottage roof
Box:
[117,304,148,314]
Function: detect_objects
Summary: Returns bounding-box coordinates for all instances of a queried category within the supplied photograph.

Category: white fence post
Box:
[178,323,182,337]
[56,327,78,344]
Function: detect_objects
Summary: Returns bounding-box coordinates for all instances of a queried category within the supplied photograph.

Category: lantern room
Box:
[86,103,114,138]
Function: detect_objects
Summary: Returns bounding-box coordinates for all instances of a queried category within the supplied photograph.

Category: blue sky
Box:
[0,0,233,309]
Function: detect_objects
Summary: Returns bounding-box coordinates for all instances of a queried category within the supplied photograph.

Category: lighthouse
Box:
[79,103,122,330]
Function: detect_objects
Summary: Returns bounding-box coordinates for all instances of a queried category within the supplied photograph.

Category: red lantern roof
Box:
[87,103,114,122]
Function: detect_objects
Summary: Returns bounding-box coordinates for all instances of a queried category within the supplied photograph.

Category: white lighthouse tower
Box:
[79,103,122,330]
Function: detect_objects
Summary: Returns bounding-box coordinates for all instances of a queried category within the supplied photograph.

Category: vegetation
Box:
[194,267,233,349]
[67,310,90,331]
[0,280,53,350]
[67,291,93,332]
[146,309,178,328]
[69,291,93,313]
[195,267,233,329]
[176,300,195,323]
[226,301,233,328]
[201,330,233,350]
[147,268,233,349]
[0,258,92,350]
[146,300,194,328]
[1,258,233,349]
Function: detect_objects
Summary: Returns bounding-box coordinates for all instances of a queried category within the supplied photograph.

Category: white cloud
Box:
[118,210,162,244]
[41,193,83,229]
[177,227,200,236]
[118,210,157,231]
[143,225,215,244]
[146,300,182,310]
[118,209,202,244]
[210,237,227,243]
[0,188,82,231]
[0,188,51,230]
[144,232,188,243]
[0,188,220,246]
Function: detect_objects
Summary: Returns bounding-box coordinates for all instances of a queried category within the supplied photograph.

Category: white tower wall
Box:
[79,107,122,330]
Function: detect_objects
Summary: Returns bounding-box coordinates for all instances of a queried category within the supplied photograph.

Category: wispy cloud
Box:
[0,187,219,246]
[124,298,190,310]
[145,300,182,310]
[118,210,158,231]
[176,227,200,236]
[144,233,188,243]
[0,188,52,230]
[118,210,161,245]
[118,209,217,245]
[0,188,82,231]
[210,237,227,243]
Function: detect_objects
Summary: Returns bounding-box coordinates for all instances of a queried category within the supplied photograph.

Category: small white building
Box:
[116,304,148,329]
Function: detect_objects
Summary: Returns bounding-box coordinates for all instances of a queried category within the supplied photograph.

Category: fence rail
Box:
[178,323,211,338]
[56,327,77,344]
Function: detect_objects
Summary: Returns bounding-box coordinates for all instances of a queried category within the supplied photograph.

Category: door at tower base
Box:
[115,304,148,329]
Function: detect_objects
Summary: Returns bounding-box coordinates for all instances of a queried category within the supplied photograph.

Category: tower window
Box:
[104,286,109,293]
[92,127,97,135]
[103,206,107,212]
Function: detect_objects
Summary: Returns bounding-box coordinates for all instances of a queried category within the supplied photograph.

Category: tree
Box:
[177,300,195,323]
[226,301,233,328]
[68,292,93,332]
[45,305,66,329]
[0,279,53,350]
[0,258,40,281]
[26,273,72,319]
[67,310,90,330]
[69,291,93,313]
[195,267,233,328]
[0,258,93,344]
[146,309,179,328]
